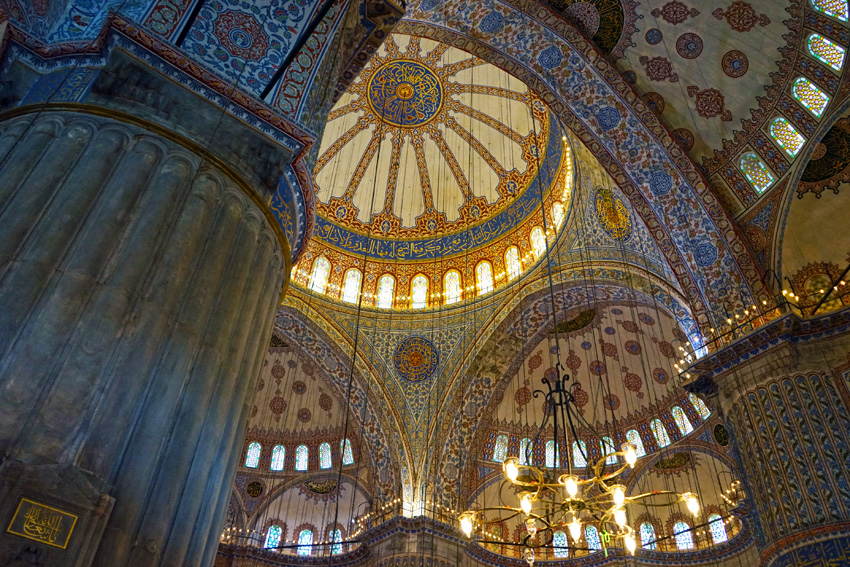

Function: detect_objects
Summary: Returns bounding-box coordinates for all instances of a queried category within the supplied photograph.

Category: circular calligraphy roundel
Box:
[367,60,443,127]
[393,336,439,382]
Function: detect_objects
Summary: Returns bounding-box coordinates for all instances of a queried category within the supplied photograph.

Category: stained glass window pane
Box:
[341,439,354,465]
[553,202,565,227]
[505,247,522,280]
[770,118,806,157]
[672,406,694,435]
[689,393,712,420]
[739,153,775,193]
[411,275,428,309]
[545,440,560,468]
[377,275,395,309]
[310,258,330,293]
[553,531,568,557]
[793,77,830,117]
[476,261,494,295]
[639,522,657,550]
[601,436,617,464]
[808,33,846,70]
[341,269,362,304]
[295,445,308,471]
[271,445,285,471]
[709,513,728,544]
[264,525,282,549]
[530,227,547,259]
[297,529,313,555]
[444,270,462,305]
[519,438,533,465]
[245,442,261,468]
[330,529,343,555]
[626,430,646,456]
[319,442,332,469]
[493,435,508,462]
[651,419,671,448]
[812,0,849,20]
[586,526,602,551]
[573,440,587,467]
[674,521,694,550]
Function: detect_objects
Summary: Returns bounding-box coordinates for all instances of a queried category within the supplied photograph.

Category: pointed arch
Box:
[672,406,694,435]
[651,419,671,447]
[770,118,805,157]
[709,513,728,543]
[689,393,711,420]
[264,525,282,549]
[808,33,846,70]
[530,226,546,259]
[792,77,829,116]
[270,445,285,471]
[411,274,429,308]
[476,260,494,295]
[811,0,848,21]
[573,440,587,467]
[376,274,395,308]
[444,270,462,304]
[319,442,332,469]
[341,269,362,304]
[295,445,309,471]
[245,442,261,468]
[493,434,508,462]
[310,257,331,293]
[505,246,522,280]
[640,522,658,549]
[519,437,533,465]
[341,438,354,465]
[297,529,313,555]
[600,436,617,464]
[739,153,775,193]
[626,430,646,456]
[674,521,694,550]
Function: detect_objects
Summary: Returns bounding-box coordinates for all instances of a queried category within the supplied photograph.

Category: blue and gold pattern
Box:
[594,188,632,241]
[367,60,443,127]
[393,337,439,382]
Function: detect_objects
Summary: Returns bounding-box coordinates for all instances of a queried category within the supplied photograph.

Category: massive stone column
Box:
[0,109,287,567]
[687,309,850,567]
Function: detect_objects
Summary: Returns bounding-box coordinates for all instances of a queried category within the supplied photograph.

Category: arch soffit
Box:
[396,5,769,325]
[274,302,403,496]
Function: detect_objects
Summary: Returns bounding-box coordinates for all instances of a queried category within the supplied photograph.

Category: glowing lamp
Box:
[611,484,626,507]
[459,512,475,537]
[684,492,700,516]
[625,534,636,554]
[568,517,582,541]
[504,457,519,483]
[520,493,533,515]
[563,474,580,499]
[622,442,637,467]
[614,507,627,527]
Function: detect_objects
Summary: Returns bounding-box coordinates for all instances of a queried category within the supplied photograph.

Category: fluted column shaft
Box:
[0,110,287,567]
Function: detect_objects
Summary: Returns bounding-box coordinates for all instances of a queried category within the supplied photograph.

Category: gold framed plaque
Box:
[7,498,78,549]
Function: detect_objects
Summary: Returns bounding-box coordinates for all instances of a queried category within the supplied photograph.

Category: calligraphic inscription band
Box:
[6,498,78,549]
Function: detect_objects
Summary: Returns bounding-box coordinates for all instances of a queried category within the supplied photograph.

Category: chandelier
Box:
[457,370,702,564]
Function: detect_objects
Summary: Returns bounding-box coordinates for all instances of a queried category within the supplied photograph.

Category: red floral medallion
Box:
[213,10,269,61]
[687,86,732,121]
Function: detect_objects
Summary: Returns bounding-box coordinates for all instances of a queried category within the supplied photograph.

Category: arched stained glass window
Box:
[812,0,848,20]
[245,442,261,468]
[573,440,587,467]
[553,531,568,558]
[672,406,694,435]
[476,261,494,295]
[270,445,285,471]
[651,419,671,448]
[297,529,313,556]
[600,437,617,464]
[808,33,846,70]
[674,521,694,550]
[626,430,646,457]
[545,440,560,468]
[264,525,282,549]
[530,227,547,259]
[793,77,830,116]
[586,526,602,551]
[341,438,354,465]
[493,435,509,462]
[770,118,806,157]
[444,270,462,305]
[639,522,657,550]
[740,153,775,193]
[376,274,395,309]
[505,247,522,280]
[319,442,332,469]
[310,257,330,293]
[553,202,565,227]
[519,438,533,465]
[708,513,728,544]
[411,274,428,309]
[295,445,308,471]
[330,529,343,555]
[341,269,362,304]
[689,393,711,420]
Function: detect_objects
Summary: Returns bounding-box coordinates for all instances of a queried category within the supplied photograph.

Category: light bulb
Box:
[614,507,627,527]
[523,547,535,566]
[684,492,700,516]
[525,518,537,538]
[622,442,637,467]
[611,484,626,506]
[624,534,636,554]
[459,513,474,537]
[568,517,582,540]
[504,458,519,483]
[563,474,580,499]
[520,493,533,515]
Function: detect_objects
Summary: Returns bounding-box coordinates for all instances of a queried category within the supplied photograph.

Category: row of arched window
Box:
[547,515,727,557]
[300,206,567,309]
[492,394,710,466]
[263,527,344,555]
[244,439,354,470]
[739,21,847,193]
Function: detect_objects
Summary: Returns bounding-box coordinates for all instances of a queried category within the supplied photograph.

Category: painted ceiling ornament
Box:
[673,128,695,151]
[305,479,338,494]
[639,55,680,82]
[367,60,443,127]
[595,188,633,241]
[713,1,771,32]
[687,86,733,121]
[650,0,700,25]
[212,10,269,60]
[654,452,691,471]
[675,32,703,59]
[644,92,665,114]
[393,336,439,382]
[721,50,749,78]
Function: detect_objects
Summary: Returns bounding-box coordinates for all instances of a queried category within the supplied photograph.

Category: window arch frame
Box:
[572,440,588,467]
[545,440,560,468]
[808,32,846,71]
[585,525,602,551]
[319,442,332,469]
[297,528,314,556]
[552,201,565,227]
[476,260,495,295]
[376,274,395,309]
[651,419,671,448]
[673,520,695,550]
[410,274,429,309]
[672,406,694,435]
[341,438,354,465]
[811,0,848,21]
[600,436,617,465]
[295,444,309,471]
[626,430,646,457]
[739,152,775,193]
[689,393,711,420]
[505,247,522,280]
[519,437,533,465]
[639,521,658,550]
[309,257,331,294]
[245,442,261,468]
[444,270,462,305]
[708,513,728,544]
[553,530,569,558]
[270,444,285,471]
[493,434,509,462]
[264,524,283,549]
[769,117,806,158]
[530,226,547,259]
[340,268,363,304]
[792,77,830,117]
[329,528,344,555]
